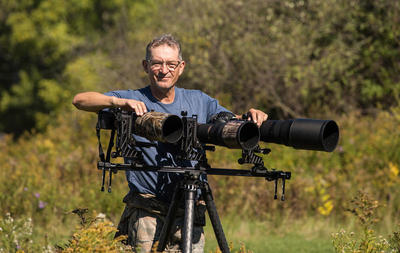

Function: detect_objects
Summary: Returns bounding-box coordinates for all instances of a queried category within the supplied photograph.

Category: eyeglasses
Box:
[148,60,182,71]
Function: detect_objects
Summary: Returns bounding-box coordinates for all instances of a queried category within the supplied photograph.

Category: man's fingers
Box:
[262,113,268,122]
[250,112,261,127]
[133,104,140,115]
[251,111,258,123]
[124,100,147,116]
[134,102,147,116]
[255,113,262,127]
[247,109,268,127]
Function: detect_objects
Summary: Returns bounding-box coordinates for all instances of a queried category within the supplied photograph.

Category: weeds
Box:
[332,192,400,253]
[60,209,129,252]
[0,213,42,252]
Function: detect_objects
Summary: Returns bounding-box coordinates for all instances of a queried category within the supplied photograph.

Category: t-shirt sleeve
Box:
[103,90,127,98]
[201,92,231,123]
[101,90,137,112]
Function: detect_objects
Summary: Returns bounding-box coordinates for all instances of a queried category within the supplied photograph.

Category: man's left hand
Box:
[247,108,268,127]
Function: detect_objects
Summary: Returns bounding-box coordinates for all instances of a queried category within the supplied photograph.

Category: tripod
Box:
[157,170,229,253]
[97,161,291,253]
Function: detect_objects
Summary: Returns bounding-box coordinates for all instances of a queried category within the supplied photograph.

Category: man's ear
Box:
[142,60,149,73]
[178,61,185,75]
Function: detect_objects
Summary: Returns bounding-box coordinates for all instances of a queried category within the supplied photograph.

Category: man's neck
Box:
[149,85,175,104]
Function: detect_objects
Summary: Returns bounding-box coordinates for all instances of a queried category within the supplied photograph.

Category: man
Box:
[73,34,267,252]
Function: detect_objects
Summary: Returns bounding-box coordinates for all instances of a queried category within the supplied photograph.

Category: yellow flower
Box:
[318,200,334,216]
[389,162,399,178]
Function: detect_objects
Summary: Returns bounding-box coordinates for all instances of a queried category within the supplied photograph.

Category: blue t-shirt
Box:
[104,86,229,202]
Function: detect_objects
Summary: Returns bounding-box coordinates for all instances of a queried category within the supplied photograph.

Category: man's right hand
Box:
[72,92,147,115]
[112,96,147,116]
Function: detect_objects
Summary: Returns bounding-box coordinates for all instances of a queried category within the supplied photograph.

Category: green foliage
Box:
[1,0,400,251]
[388,226,400,252]
[0,213,41,252]
[331,192,400,253]
[2,0,400,135]
[148,0,400,116]
[0,0,125,136]
[332,228,390,253]
[0,110,126,247]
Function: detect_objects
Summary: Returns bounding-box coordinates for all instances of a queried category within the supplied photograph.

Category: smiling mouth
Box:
[157,76,170,81]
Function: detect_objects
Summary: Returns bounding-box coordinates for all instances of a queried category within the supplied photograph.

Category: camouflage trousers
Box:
[115,193,205,253]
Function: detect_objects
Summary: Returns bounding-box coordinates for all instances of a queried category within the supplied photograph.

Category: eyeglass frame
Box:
[146,59,183,71]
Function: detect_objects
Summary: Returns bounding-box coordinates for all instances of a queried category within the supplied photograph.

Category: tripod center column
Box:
[182,180,198,253]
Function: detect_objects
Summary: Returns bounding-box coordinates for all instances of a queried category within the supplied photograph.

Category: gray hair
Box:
[145,34,182,61]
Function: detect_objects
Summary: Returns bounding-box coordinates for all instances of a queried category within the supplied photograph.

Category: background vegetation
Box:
[0,0,399,252]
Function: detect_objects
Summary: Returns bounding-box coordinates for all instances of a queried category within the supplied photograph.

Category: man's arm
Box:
[72,91,147,115]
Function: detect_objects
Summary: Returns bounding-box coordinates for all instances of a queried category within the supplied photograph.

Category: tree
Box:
[0,0,124,136]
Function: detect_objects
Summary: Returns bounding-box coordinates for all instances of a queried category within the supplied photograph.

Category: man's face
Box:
[143,44,185,91]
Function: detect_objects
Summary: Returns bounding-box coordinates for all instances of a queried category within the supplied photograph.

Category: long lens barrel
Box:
[134,112,183,143]
[197,121,260,150]
[260,119,339,152]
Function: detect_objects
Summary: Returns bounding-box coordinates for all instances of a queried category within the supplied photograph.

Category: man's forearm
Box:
[72,92,116,112]
[72,92,147,115]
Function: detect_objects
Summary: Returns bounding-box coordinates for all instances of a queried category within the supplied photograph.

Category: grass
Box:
[204,215,336,252]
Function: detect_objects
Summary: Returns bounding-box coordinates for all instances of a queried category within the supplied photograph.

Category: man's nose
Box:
[159,63,169,74]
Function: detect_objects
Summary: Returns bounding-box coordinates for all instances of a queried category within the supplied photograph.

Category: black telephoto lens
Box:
[259,119,339,152]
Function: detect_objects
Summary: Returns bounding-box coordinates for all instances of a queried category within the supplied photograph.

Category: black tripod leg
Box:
[157,184,182,252]
[202,183,230,253]
[182,184,197,253]
[100,169,106,192]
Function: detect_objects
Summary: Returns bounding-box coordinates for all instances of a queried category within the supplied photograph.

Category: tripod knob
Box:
[184,183,197,191]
